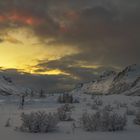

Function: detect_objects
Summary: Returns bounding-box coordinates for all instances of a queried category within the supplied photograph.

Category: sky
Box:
[0,0,140,92]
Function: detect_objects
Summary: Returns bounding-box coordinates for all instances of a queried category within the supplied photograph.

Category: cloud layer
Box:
[0,0,140,91]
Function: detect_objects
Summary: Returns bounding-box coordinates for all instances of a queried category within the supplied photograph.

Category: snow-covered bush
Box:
[134,111,140,125]
[80,108,127,132]
[57,104,73,121]
[20,111,59,133]
[80,112,100,131]
[92,101,113,111]
[114,102,128,109]
[57,94,73,103]
[101,111,127,131]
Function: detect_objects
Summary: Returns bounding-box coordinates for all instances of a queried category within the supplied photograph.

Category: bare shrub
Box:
[101,111,127,131]
[80,112,100,131]
[58,94,73,103]
[57,104,73,121]
[20,111,59,133]
[80,107,127,132]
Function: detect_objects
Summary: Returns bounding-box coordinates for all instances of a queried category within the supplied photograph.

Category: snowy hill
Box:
[70,64,140,95]
[123,77,140,96]
[70,70,117,95]
[0,75,21,95]
[110,64,140,95]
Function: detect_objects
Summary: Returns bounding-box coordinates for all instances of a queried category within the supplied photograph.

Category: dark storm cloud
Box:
[36,54,118,81]
[0,0,140,47]
[55,1,140,67]
[26,0,139,67]
[0,0,140,91]
[0,0,59,37]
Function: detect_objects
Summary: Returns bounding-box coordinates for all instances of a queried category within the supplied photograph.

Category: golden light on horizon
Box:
[0,28,79,75]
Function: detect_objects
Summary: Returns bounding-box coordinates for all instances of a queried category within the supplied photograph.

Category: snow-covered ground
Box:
[0,94,140,140]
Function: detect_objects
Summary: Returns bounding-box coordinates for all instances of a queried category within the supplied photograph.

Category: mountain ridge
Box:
[0,75,23,96]
[70,64,140,96]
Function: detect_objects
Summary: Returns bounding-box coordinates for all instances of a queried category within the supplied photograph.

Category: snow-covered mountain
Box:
[71,64,140,96]
[109,64,140,95]
[0,75,22,95]
[71,70,117,95]
[123,77,140,96]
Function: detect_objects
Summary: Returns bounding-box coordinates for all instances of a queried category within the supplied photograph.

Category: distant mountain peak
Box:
[123,64,139,73]
[99,70,116,79]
